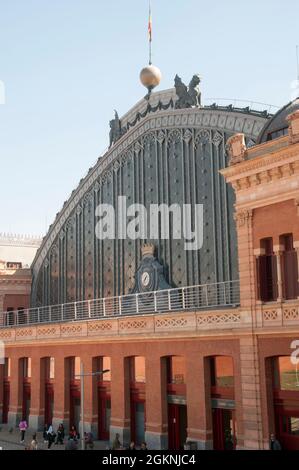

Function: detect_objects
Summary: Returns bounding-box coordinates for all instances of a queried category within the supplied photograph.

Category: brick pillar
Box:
[110,355,130,447]
[0,363,3,422]
[79,355,98,437]
[52,356,70,432]
[239,336,263,449]
[7,356,22,427]
[29,356,44,431]
[144,355,168,450]
[233,350,245,449]
[186,355,213,449]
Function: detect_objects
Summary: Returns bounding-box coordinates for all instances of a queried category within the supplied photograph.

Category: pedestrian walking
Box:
[19,419,28,443]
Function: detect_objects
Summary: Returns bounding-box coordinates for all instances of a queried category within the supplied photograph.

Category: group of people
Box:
[43,423,66,448]
[20,421,84,450]
[112,433,148,451]
[19,420,282,451]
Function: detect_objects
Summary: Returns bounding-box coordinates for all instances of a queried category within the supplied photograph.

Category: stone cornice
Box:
[221,143,299,186]
[32,106,267,276]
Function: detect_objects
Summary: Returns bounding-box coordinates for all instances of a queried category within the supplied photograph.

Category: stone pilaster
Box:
[52,356,70,432]
[239,336,263,449]
[79,355,98,436]
[110,356,130,447]
[186,356,213,449]
[144,355,168,450]
[28,356,44,431]
[7,356,22,428]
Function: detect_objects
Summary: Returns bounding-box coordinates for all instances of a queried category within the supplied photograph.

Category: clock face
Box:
[141,271,150,287]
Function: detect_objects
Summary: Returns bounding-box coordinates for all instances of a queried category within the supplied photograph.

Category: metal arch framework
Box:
[31,93,268,308]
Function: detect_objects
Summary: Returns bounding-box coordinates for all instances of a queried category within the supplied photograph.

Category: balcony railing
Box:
[0,280,240,328]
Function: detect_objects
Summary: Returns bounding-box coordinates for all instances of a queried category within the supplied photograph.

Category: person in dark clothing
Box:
[69,425,79,441]
[48,430,56,449]
[140,442,148,450]
[270,433,282,450]
[127,441,136,451]
[43,424,48,444]
[55,424,65,445]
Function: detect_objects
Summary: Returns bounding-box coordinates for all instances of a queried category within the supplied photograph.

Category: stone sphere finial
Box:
[140,65,162,94]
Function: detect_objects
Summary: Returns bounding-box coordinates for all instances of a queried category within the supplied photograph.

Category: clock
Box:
[141,271,150,287]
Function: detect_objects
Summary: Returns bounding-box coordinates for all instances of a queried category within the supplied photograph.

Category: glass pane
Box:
[278,357,299,391]
[214,356,234,387]
[135,402,145,445]
[290,417,299,435]
[282,416,299,436]
[74,357,81,377]
[49,357,55,379]
[102,357,111,381]
[169,356,185,384]
[134,357,145,383]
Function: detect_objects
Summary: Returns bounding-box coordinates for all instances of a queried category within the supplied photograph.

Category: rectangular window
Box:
[211,356,234,388]
[276,356,299,391]
[167,356,185,384]
[282,416,299,435]
[96,357,111,381]
[131,357,145,383]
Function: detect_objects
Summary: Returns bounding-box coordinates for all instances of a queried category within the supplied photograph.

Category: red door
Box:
[168,404,179,450]
[212,409,236,450]
[168,404,187,450]
[2,381,10,424]
[276,409,299,450]
[130,399,145,445]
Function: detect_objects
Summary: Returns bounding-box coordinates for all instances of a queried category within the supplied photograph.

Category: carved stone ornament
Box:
[226,133,247,166]
[233,209,253,227]
[287,110,299,145]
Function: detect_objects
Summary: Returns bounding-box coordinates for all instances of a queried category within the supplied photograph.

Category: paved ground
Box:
[0,428,109,451]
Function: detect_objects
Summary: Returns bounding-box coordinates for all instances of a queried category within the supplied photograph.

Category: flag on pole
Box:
[148,4,152,42]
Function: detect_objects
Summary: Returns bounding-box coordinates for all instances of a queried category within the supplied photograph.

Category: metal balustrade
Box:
[0,280,240,328]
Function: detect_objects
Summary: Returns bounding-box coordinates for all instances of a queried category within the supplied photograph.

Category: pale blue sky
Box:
[0,0,298,235]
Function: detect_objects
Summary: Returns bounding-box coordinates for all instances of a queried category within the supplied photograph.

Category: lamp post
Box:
[75,363,110,450]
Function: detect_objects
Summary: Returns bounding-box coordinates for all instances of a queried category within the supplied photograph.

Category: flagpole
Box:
[148,0,152,65]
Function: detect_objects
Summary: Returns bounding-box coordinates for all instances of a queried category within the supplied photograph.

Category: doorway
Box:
[131,401,145,446]
[2,381,10,423]
[212,408,235,450]
[168,404,187,450]
[98,393,111,440]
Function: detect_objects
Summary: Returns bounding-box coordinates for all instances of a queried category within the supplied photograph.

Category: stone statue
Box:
[109,110,121,148]
[174,74,201,109]
[188,74,201,107]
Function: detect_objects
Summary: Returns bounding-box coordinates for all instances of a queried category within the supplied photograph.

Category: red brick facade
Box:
[1,109,299,450]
